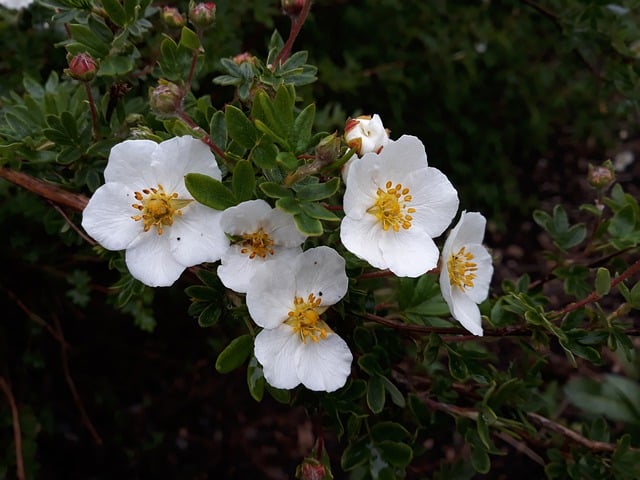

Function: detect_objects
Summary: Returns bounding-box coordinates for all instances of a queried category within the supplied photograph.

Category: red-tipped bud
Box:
[162,6,186,28]
[587,160,615,190]
[65,53,98,82]
[282,0,305,17]
[149,79,183,117]
[189,1,216,28]
[344,114,390,157]
[232,51,257,65]
[295,458,327,480]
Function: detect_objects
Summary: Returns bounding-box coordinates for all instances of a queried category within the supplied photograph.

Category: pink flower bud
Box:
[232,52,257,65]
[65,53,98,82]
[281,0,305,17]
[295,458,327,480]
[162,6,186,28]
[189,1,216,28]
[587,161,615,190]
[149,79,183,117]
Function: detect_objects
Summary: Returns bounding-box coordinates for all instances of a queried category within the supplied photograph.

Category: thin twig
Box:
[84,82,100,142]
[176,110,228,163]
[0,377,25,480]
[50,202,96,245]
[0,167,88,211]
[494,430,546,466]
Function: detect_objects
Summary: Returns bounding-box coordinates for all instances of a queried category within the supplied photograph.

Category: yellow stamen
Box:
[367,180,416,232]
[131,184,192,235]
[239,228,275,259]
[284,293,331,344]
[447,246,477,290]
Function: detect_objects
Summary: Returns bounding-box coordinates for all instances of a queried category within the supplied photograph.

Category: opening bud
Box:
[189,1,216,28]
[65,52,98,82]
[232,52,257,65]
[149,79,183,117]
[162,6,186,28]
[295,458,329,480]
[587,160,615,190]
[315,132,342,167]
[281,0,305,17]
[344,114,390,157]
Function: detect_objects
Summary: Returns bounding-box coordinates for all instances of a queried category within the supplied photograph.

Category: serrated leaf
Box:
[215,334,253,373]
[232,160,255,202]
[185,173,237,210]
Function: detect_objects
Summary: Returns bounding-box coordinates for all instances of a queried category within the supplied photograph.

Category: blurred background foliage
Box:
[1,0,640,478]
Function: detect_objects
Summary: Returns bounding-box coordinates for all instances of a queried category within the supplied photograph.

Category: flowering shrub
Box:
[1,1,640,479]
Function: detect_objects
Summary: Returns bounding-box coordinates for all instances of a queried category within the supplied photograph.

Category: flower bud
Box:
[232,51,257,65]
[344,114,390,157]
[149,79,183,117]
[65,53,98,82]
[282,0,305,17]
[587,160,615,190]
[315,132,342,167]
[162,6,186,28]
[295,458,327,480]
[189,1,216,28]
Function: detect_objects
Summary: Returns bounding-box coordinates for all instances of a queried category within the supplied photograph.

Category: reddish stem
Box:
[0,377,25,480]
[272,0,313,69]
[176,110,228,162]
[84,82,100,141]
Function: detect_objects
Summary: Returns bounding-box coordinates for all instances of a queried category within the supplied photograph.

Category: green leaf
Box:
[301,202,340,221]
[595,267,611,296]
[381,376,405,407]
[260,182,293,199]
[247,356,265,402]
[101,0,127,27]
[608,205,636,238]
[358,353,383,376]
[341,438,369,471]
[276,196,302,214]
[185,173,237,210]
[215,334,253,373]
[232,160,255,202]
[68,23,111,58]
[377,441,413,468]
[367,375,386,414]
[179,26,201,50]
[276,151,298,170]
[371,422,411,443]
[292,103,315,152]
[184,285,218,301]
[197,303,221,327]
[293,212,323,236]
[225,105,257,150]
[295,177,341,202]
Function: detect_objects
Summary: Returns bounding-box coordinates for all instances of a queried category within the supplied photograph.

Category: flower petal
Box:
[465,244,493,304]
[103,139,159,189]
[295,333,353,392]
[293,247,348,307]
[168,203,228,267]
[450,288,483,336]
[246,261,297,328]
[220,199,272,235]
[410,166,459,238]
[125,232,186,287]
[451,211,487,248]
[265,208,307,247]
[340,215,386,270]
[254,325,302,390]
[379,229,439,277]
[81,182,144,250]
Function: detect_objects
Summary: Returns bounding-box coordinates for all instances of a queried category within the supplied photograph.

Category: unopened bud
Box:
[162,6,186,28]
[315,132,342,167]
[232,51,257,65]
[149,79,183,117]
[587,160,615,190]
[344,114,390,157]
[295,458,328,480]
[282,0,305,17]
[189,1,216,28]
[65,53,98,82]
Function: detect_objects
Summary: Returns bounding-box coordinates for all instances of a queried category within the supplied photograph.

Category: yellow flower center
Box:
[447,246,477,290]
[284,293,331,344]
[131,184,192,235]
[367,181,416,232]
[240,228,275,259]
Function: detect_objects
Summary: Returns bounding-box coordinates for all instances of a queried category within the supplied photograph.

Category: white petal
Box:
[439,261,454,306]
[103,140,159,189]
[265,208,307,247]
[376,135,429,173]
[379,230,439,277]
[450,288,483,336]
[452,212,487,248]
[220,199,272,235]
[342,157,382,221]
[465,244,493,304]
[168,203,228,267]
[254,326,302,390]
[246,261,297,328]
[340,216,387,270]
[151,136,221,195]
[293,247,348,307]
[82,183,144,250]
[125,232,186,287]
[410,166,459,238]
[295,333,353,392]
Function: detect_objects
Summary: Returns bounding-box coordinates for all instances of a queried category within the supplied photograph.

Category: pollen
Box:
[285,293,331,344]
[131,184,192,235]
[447,246,478,290]
[239,228,275,259]
[367,180,416,232]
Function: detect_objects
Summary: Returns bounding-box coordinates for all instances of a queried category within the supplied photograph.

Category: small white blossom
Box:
[0,0,33,9]
[217,199,307,293]
[439,211,493,336]
[344,114,390,157]
[340,135,459,277]
[247,247,352,392]
[82,136,229,287]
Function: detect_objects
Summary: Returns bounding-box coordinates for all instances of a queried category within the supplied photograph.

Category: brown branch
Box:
[272,0,313,69]
[176,110,228,163]
[51,203,96,246]
[52,315,103,446]
[0,377,25,480]
[0,167,88,211]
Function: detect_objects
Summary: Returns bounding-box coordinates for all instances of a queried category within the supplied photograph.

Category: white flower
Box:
[0,0,33,9]
[217,199,307,293]
[340,135,459,277]
[247,247,352,392]
[344,114,390,157]
[82,136,229,287]
[439,211,493,336]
